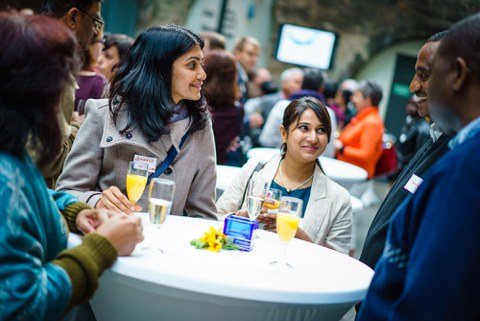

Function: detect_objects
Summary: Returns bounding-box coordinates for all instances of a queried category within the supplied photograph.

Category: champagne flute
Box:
[126,161,149,208]
[246,173,268,221]
[270,196,303,268]
[147,178,175,252]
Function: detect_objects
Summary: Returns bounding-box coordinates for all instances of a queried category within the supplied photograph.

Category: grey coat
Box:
[56,99,217,220]
[216,155,352,253]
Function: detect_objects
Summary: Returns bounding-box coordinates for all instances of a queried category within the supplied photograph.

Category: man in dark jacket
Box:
[357,13,480,320]
[359,30,451,270]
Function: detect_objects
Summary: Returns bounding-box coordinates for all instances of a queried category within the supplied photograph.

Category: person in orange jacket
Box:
[334,80,384,178]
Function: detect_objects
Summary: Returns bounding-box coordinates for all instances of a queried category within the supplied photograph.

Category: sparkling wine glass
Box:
[246,173,268,221]
[146,178,175,252]
[270,196,303,268]
[126,161,149,207]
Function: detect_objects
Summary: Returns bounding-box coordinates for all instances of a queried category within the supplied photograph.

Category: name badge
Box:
[404,174,423,194]
[133,155,157,173]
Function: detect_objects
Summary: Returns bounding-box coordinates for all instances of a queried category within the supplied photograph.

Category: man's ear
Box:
[64,8,78,30]
[453,57,469,93]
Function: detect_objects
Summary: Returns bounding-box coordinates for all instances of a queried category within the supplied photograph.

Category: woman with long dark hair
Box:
[0,12,143,320]
[217,97,352,253]
[57,24,217,219]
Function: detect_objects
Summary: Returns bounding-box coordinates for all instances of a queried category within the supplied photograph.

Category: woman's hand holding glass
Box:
[96,161,148,214]
[246,173,268,221]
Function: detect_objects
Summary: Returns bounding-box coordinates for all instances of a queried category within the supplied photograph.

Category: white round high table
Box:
[246,147,368,190]
[70,215,373,321]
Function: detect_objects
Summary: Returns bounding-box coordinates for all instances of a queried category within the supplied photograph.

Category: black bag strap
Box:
[147,130,190,185]
[239,160,267,209]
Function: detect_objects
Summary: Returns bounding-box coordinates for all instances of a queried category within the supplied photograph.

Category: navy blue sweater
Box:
[357,130,480,320]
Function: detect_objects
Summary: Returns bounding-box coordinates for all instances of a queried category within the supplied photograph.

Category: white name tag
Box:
[404,174,424,194]
[133,155,157,173]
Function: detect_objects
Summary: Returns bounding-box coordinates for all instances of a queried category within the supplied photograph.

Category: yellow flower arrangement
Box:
[190,226,240,252]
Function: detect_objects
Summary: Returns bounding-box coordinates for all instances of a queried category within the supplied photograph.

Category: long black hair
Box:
[0,12,78,168]
[109,24,208,142]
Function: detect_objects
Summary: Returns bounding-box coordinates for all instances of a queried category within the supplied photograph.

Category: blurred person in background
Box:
[74,26,107,118]
[0,11,143,321]
[203,50,244,165]
[334,79,358,129]
[233,36,260,104]
[56,24,217,220]
[395,95,430,172]
[324,80,345,128]
[38,0,103,188]
[200,31,226,53]
[97,33,134,82]
[245,67,304,147]
[334,80,384,178]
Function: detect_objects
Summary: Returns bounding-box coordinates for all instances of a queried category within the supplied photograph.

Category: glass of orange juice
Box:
[126,161,149,207]
[270,196,303,268]
[263,188,282,213]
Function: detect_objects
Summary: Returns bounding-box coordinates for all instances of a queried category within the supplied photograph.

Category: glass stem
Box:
[279,241,288,265]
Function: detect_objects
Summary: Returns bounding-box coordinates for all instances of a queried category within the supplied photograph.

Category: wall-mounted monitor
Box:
[274,24,338,70]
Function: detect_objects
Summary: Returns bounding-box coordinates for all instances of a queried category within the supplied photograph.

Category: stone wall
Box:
[272,0,480,80]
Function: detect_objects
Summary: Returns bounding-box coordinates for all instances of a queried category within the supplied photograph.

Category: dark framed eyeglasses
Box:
[77,8,104,32]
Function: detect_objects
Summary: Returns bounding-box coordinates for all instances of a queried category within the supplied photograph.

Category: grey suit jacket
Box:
[216,155,352,253]
[56,99,217,219]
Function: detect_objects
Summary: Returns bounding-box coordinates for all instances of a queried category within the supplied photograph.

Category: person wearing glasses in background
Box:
[37,0,104,188]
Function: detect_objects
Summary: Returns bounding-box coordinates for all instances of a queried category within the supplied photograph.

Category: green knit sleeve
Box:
[52,233,118,313]
[62,202,92,233]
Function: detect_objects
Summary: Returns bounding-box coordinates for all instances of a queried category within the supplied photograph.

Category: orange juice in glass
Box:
[126,161,149,206]
[263,188,282,213]
[277,212,300,242]
[270,196,303,268]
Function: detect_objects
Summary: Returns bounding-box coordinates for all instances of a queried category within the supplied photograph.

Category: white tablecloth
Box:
[246,148,368,189]
[69,215,373,321]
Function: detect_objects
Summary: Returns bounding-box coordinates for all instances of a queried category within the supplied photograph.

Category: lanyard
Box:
[147,130,190,185]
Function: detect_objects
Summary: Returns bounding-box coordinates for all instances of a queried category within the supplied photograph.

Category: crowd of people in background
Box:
[1,0,480,319]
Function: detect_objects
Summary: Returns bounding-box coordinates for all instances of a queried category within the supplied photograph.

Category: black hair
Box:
[41,0,100,18]
[0,11,78,168]
[426,30,448,43]
[302,68,325,91]
[109,24,208,141]
[323,81,338,100]
[281,96,332,150]
[103,33,134,61]
[437,14,480,84]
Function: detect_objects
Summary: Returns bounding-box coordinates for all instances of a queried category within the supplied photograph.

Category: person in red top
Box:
[334,80,384,178]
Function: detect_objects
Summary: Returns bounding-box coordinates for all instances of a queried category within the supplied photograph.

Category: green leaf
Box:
[190,239,206,249]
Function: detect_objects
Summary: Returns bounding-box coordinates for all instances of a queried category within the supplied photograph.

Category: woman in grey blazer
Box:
[217,97,352,253]
[57,25,217,220]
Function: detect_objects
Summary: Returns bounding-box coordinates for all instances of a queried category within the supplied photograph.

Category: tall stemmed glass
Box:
[270,196,303,268]
[126,161,149,208]
[246,173,268,221]
[147,178,175,252]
